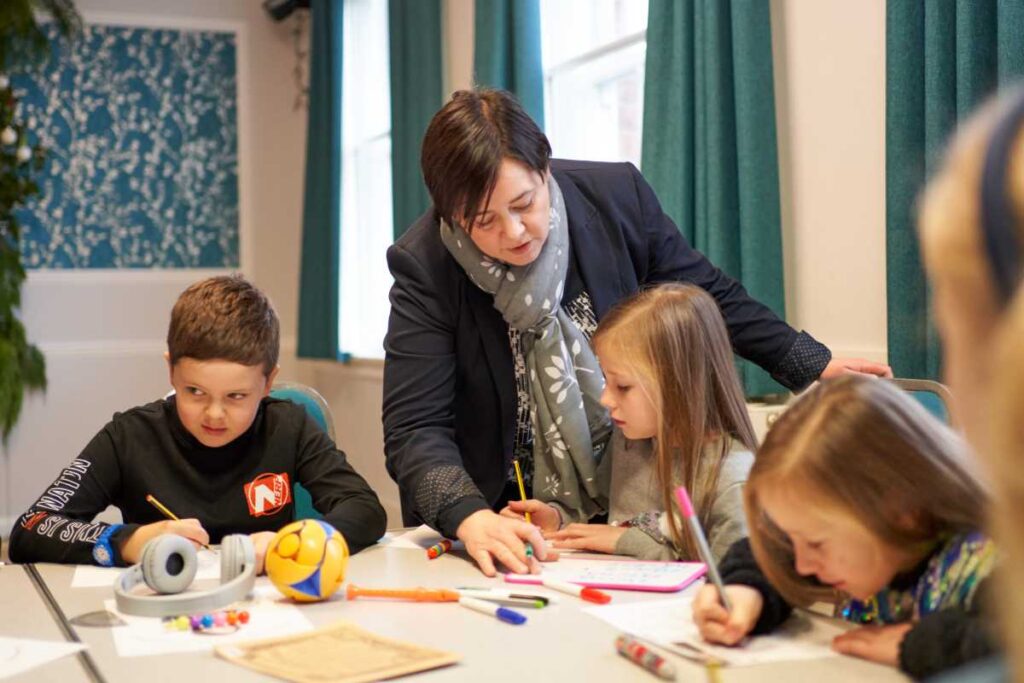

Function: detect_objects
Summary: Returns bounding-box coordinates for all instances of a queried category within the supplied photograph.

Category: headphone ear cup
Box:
[220,534,255,582]
[141,534,198,594]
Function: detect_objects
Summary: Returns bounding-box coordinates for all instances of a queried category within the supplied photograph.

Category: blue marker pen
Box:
[458,596,527,625]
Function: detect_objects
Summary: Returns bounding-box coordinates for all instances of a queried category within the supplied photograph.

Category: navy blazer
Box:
[383,160,827,535]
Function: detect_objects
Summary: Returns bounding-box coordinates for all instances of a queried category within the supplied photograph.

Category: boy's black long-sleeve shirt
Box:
[719,538,999,680]
[9,397,387,565]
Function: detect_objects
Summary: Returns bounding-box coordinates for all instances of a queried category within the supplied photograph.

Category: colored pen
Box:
[674,486,731,611]
[145,494,211,550]
[615,634,676,680]
[457,587,551,605]
[458,596,527,625]
[455,588,548,608]
[540,576,611,604]
[427,539,453,559]
[346,585,460,602]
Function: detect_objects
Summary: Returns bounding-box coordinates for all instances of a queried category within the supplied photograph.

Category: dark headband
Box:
[980,89,1024,306]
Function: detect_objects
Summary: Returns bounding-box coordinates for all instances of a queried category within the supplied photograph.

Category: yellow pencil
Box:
[513,460,531,525]
[146,494,211,550]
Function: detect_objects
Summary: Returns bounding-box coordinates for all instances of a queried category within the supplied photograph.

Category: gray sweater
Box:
[557,429,753,563]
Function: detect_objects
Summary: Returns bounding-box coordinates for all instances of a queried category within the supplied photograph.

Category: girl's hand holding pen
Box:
[499,499,562,532]
[692,584,763,646]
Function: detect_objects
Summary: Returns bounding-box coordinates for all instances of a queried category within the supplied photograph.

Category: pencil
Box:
[512,459,535,558]
[145,494,211,550]
[513,459,531,524]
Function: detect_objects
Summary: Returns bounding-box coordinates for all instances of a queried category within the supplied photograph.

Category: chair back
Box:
[270,381,337,520]
[890,378,956,427]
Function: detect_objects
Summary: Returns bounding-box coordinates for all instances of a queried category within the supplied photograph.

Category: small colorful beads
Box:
[172,609,248,635]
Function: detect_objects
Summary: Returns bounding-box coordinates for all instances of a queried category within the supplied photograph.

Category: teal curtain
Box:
[473,0,545,127]
[887,0,1024,379]
[389,0,444,239]
[641,0,786,397]
[298,0,344,360]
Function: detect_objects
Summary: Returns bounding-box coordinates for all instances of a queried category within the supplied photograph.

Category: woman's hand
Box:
[692,583,764,646]
[831,623,912,667]
[120,518,210,565]
[499,499,562,532]
[820,357,893,380]
[248,531,278,575]
[546,523,626,554]
[456,509,548,577]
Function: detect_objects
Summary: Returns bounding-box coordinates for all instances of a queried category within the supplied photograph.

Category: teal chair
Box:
[891,378,956,427]
[270,381,336,521]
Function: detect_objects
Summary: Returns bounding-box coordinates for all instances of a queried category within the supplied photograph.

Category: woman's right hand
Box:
[119,518,210,565]
[456,509,548,577]
[692,583,764,646]
[499,499,561,532]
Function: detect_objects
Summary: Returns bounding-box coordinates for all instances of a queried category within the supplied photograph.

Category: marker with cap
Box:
[458,596,527,625]
[674,485,731,611]
[540,577,611,604]
[456,587,549,608]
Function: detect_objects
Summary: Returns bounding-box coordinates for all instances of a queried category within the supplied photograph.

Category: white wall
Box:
[771,0,888,363]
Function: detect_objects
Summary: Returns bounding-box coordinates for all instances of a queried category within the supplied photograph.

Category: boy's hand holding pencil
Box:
[120,518,210,564]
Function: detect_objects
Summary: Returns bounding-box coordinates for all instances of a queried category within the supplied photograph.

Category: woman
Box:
[383,88,890,577]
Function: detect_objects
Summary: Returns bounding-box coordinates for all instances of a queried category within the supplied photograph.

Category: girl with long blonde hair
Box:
[503,283,758,562]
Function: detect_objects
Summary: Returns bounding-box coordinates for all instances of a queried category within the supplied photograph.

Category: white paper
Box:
[0,637,86,680]
[584,594,844,667]
[72,548,221,588]
[104,578,313,657]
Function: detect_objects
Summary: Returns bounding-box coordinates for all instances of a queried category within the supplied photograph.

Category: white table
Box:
[21,535,909,682]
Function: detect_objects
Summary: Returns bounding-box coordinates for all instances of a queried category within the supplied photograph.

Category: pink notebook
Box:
[505,557,706,593]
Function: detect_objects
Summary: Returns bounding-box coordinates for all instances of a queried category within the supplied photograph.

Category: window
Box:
[541,1,648,167]
[339,0,393,359]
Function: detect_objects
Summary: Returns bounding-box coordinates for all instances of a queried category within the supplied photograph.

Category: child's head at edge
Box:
[592,283,758,561]
[746,375,987,605]
[165,275,280,448]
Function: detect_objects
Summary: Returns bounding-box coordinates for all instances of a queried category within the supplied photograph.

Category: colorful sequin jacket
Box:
[719,534,999,680]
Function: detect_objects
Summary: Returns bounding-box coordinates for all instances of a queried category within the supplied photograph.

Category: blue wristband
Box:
[92,523,123,567]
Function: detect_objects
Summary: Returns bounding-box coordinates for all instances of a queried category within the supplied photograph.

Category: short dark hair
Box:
[167,275,279,375]
[420,88,552,230]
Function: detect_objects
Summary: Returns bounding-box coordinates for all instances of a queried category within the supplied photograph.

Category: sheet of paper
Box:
[584,594,844,667]
[72,548,221,588]
[0,637,86,680]
[216,620,460,683]
[104,578,313,657]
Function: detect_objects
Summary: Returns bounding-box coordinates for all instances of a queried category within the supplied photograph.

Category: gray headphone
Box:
[114,534,256,618]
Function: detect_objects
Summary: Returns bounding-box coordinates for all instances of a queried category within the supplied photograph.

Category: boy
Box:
[8,276,387,569]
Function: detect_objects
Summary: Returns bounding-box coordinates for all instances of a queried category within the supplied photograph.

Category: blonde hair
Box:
[919,87,1024,678]
[592,283,758,561]
[746,375,988,607]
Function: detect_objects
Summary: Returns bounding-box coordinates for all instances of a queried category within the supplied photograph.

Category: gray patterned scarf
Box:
[439,175,611,520]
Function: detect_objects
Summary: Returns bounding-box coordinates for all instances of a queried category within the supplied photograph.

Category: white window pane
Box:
[340,0,393,359]
[541,0,648,69]
[545,41,646,166]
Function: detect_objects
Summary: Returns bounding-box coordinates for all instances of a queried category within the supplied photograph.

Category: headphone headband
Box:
[980,88,1024,305]
[114,534,256,618]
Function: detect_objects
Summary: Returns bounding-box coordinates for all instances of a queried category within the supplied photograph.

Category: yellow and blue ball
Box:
[265,519,349,602]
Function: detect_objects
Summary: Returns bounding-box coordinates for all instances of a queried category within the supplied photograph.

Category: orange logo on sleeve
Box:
[244,472,292,517]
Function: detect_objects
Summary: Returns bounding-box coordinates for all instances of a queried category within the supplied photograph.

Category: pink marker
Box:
[541,577,611,604]
[675,485,731,612]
